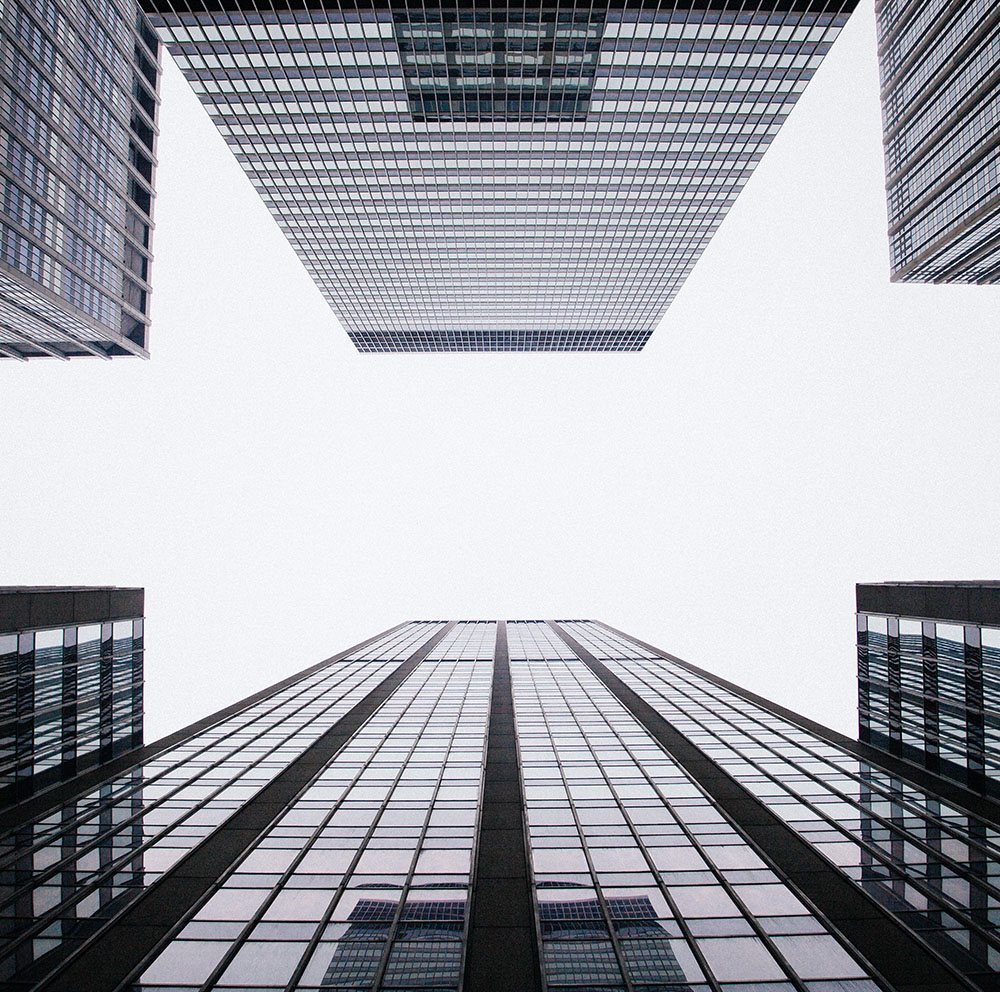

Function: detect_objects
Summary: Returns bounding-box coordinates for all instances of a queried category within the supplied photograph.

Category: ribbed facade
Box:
[0,0,160,359]
[876,0,1000,282]
[858,582,1000,795]
[145,1,854,352]
[0,587,144,803]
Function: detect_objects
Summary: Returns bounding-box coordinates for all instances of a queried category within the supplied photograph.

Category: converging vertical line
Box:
[463,620,543,992]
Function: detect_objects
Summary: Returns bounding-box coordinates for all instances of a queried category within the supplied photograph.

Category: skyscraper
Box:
[0,0,160,359]
[0,586,144,803]
[3,618,999,991]
[875,0,1000,283]
[858,580,1000,794]
[144,1,856,352]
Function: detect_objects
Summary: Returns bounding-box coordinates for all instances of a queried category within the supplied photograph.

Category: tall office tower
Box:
[0,587,144,803]
[144,1,855,352]
[858,581,1000,794]
[4,619,1000,991]
[875,0,1000,283]
[0,0,160,359]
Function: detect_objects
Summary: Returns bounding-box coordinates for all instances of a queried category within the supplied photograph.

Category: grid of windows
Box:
[563,620,1000,985]
[876,0,1000,283]
[0,620,444,984]
[131,624,492,990]
[421,620,497,661]
[0,617,143,801]
[0,0,160,358]
[859,612,1000,792]
[148,1,853,352]
[510,622,883,991]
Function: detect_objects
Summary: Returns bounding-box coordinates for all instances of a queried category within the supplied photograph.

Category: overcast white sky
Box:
[2,0,998,742]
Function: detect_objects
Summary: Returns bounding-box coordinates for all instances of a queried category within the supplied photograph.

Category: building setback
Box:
[858,581,1000,795]
[0,586,144,803]
[2,619,1000,990]
[143,0,856,352]
[0,0,160,359]
[875,0,1000,283]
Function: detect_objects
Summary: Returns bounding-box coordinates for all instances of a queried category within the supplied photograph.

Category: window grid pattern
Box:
[509,632,884,991]
[0,621,446,983]
[134,648,490,991]
[351,622,450,662]
[0,0,161,358]
[859,613,1000,792]
[149,1,851,352]
[507,619,578,661]
[875,0,1000,283]
[564,621,1000,981]
[422,620,497,662]
[0,618,143,802]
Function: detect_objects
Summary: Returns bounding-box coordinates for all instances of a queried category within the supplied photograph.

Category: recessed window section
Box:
[394,7,605,121]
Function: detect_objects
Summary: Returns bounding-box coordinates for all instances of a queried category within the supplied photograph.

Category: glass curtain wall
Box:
[509,621,885,992]
[859,611,1000,791]
[130,621,494,991]
[562,621,1000,983]
[0,617,143,801]
[0,621,445,986]
[0,0,160,357]
[876,0,1000,282]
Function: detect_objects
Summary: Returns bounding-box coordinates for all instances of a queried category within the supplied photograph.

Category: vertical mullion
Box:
[464,620,542,992]
[858,613,871,742]
[923,620,940,769]
[61,626,77,774]
[887,616,902,753]
[16,632,35,793]
[965,624,985,787]
[131,618,143,746]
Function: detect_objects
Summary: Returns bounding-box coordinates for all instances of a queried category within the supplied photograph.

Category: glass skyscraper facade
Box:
[875,0,1000,283]
[4,618,1000,991]
[0,0,160,359]
[858,581,1000,795]
[144,1,855,352]
[0,587,144,803]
